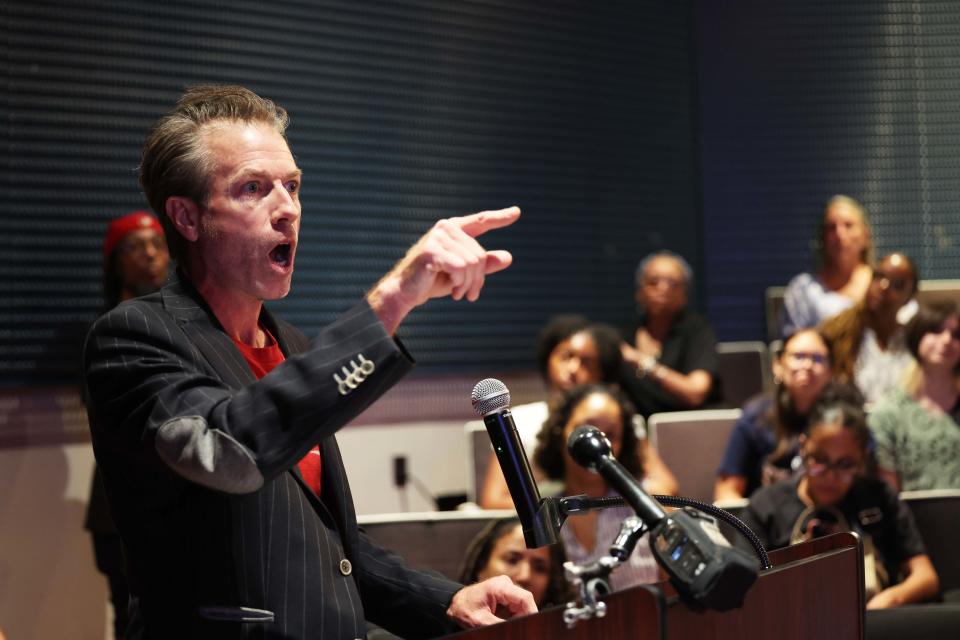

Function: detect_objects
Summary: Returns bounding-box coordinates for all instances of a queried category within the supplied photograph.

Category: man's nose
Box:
[270,182,301,227]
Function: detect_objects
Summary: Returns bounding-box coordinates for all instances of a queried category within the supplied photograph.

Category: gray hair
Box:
[635,250,694,289]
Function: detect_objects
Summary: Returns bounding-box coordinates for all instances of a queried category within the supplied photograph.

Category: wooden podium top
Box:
[443,532,864,640]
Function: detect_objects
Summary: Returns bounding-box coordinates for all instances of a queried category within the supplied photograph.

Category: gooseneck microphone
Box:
[567,425,667,528]
[471,379,559,547]
[567,425,758,611]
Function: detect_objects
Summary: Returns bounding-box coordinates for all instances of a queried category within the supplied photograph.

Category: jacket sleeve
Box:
[355,531,463,639]
[84,299,412,494]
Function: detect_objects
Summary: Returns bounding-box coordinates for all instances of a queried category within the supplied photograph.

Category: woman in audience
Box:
[715,328,834,501]
[739,387,939,609]
[620,251,721,417]
[819,252,918,404]
[459,517,571,608]
[534,384,661,592]
[868,301,960,491]
[781,195,875,337]
[479,317,677,508]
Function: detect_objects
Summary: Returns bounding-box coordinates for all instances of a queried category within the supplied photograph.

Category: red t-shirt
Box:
[232,328,322,496]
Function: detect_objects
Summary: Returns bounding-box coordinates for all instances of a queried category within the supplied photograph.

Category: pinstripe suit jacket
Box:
[84,274,461,640]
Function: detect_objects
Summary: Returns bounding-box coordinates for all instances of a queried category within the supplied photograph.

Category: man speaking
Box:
[83,85,533,639]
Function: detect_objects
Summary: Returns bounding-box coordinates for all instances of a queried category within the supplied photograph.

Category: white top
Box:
[560,497,661,592]
[781,272,857,336]
[855,328,914,405]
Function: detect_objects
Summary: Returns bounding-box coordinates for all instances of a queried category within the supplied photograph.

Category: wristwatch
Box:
[636,354,659,379]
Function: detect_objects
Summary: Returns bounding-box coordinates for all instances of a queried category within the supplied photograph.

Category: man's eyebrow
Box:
[231,168,303,182]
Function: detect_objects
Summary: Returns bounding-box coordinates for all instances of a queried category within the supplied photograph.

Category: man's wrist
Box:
[367,275,414,336]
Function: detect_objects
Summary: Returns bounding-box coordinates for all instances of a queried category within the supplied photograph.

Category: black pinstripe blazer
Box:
[84,274,461,640]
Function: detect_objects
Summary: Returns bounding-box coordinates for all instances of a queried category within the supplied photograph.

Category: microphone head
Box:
[567,425,612,471]
[471,378,511,416]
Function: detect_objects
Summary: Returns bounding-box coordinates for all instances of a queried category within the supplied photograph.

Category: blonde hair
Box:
[816,195,875,267]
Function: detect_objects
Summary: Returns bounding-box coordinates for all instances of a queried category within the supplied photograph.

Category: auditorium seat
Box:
[358,509,515,581]
[901,489,960,600]
[716,341,770,408]
[647,409,742,503]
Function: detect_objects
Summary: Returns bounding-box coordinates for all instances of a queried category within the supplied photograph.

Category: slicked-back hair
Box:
[138,85,290,263]
[534,383,643,481]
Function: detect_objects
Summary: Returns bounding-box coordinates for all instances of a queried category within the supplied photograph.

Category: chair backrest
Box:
[900,489,960,595]
[716,341,770,408]
[765,285,787,342]
[358,509,516,580]
[648,409,742,502]
[465,420,490,503]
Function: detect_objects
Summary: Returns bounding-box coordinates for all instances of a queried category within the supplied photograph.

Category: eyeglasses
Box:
[783,351,829,367]
[871,271,911,292]
[118,235,167,256]
[804,455,860,481]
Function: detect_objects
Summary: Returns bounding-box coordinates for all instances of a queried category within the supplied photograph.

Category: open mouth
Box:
[269,243,292,268]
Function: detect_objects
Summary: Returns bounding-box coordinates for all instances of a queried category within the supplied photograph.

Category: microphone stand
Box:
[541,493,771,628]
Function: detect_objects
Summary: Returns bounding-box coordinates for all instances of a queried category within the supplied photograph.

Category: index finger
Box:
[452,206,521,238]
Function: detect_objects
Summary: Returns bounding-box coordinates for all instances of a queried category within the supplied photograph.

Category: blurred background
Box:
[2,1,959,637]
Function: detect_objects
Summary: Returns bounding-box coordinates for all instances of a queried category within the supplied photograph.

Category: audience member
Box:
[715,329,834,501]
[479,318,677,509]
[458,518,572,609]
[620,251,721,418]
[739,387,939,609]
[781,195,875,337]
[86,211,170,640]
[868,301,960,491]
[819,252,918,404]
[534,384,661,592]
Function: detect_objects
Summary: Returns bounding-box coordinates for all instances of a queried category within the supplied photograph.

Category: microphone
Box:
[567,425,758,611]
[471,378,559,548]
[567,425,667,527]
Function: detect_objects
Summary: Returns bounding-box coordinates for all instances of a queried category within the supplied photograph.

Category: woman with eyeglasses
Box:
[819,252,919,404]
[780,195,875,337]
[867,301,960,492]
[739,387,940,609]
[715,328,835,501]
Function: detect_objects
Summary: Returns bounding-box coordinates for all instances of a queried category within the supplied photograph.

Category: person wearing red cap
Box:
[100,211,169,309]
[86,211,170,639]
[83,85,529,640]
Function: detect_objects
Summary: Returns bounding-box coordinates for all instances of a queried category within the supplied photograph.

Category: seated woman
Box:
[458,517,571,609]
[714,328,834,501]
[478,317,678,509]
[619,251,721,417]
[819,252,918,404]
[534,384,661,592]
[739,387,939,608]
[868,301,960,491]
[781,195,875,337]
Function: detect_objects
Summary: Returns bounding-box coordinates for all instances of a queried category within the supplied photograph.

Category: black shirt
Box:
[620,309,721,418]
[739,475,926,583]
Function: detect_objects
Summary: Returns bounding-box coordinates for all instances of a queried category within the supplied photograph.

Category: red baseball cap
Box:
[103,211,164,259]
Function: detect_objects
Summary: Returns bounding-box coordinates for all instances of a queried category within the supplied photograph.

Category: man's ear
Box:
[165,196,201,242]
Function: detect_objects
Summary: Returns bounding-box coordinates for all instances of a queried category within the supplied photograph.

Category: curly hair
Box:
[819,253,917,384]
[535,314,590,380]
[457,517,572,607]
[534,384,643,482]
